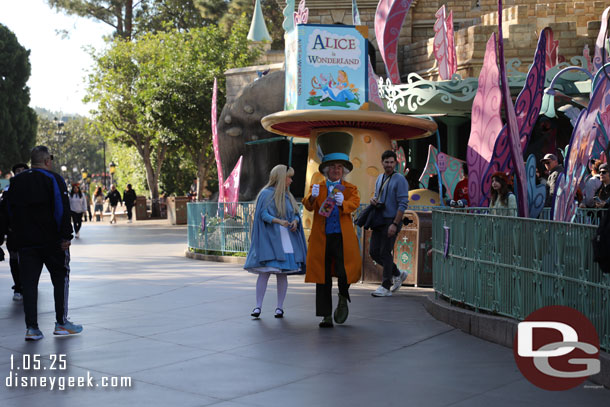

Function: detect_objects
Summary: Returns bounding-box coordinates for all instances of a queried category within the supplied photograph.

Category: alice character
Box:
[244,165,307,318]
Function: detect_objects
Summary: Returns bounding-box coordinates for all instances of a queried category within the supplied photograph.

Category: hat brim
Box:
[319,159,353,174]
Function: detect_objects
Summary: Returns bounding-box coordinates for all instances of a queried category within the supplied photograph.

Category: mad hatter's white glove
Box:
[335,191,344,206]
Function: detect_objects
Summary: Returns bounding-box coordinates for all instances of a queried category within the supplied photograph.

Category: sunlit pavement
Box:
[0,219,608,406]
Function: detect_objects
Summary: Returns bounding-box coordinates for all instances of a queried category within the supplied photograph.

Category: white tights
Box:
[255,273,288,310]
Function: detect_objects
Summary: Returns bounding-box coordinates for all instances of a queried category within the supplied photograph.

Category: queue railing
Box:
[431,207,610,351]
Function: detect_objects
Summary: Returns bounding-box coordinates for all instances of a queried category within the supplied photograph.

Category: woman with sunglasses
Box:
[594,163,610,208]
[581,159,603,208]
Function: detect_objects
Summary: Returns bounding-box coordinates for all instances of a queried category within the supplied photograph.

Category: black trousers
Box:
[83,206,92,222]
[369,223,400,289]
[71,211,83,233]
[126,204,134,220]
[19,246,70,329]
[9,250,21,294]
[316,233,350,317]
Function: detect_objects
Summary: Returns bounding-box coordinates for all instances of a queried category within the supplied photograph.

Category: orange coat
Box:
[302,181,362,284]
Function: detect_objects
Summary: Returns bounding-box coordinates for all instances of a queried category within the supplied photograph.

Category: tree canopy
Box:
[49,0,274,201]
[47,0,284,46]
[47,0,205,40]
[86,34,171,215]
[35,115,104,183]
[196,0,284,49]
[147,15,260,199]
[86,15,259,207]
[47,0,136,40]
[0,24,37,174]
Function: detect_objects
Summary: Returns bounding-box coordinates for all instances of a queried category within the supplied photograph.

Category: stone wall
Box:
[402,3,601,80]
[225,61,283,104]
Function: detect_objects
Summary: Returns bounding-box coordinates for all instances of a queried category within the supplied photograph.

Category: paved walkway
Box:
[0,220,608,406]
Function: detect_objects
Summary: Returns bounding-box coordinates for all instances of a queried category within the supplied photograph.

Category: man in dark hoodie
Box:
[1,146,82,341]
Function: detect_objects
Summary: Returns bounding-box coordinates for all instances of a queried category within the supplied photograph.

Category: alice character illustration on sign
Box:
[308,70,359,107]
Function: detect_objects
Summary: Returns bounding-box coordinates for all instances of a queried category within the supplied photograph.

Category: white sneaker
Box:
[371,286,392,297]
[391,270,408,292]
[76,232,80,238]
[128,219,132,223]
[13,292,23,301]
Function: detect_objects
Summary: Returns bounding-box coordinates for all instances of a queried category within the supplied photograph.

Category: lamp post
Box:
[540,66,595,118]
[109,161,116,186]
[81,168,89,193]
[99,141,107,189]
[53,117,66,170]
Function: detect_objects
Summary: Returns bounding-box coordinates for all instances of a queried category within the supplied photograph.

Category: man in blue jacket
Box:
[370,150,410,297]
[2,146,83,341]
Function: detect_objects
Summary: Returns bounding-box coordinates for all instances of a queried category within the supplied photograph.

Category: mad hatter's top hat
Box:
[316,132,354,173]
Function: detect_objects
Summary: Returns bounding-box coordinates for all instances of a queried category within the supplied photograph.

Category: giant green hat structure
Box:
[316,132,354,173]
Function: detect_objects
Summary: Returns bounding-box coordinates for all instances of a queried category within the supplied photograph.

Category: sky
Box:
[1,0,114,116]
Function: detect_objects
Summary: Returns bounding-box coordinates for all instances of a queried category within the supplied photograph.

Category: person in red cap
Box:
[541,153,563,207]
[489,172,516,216]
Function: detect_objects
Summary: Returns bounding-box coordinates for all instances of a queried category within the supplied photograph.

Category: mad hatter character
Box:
[303,132,361,328]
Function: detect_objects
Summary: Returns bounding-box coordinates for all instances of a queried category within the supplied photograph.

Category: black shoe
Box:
[319,316,333,328]
[334,294,349,324]
[251,307,261,318]
[274,308,284,318]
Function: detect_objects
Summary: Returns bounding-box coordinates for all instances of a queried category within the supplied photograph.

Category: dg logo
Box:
[513,305,601,391]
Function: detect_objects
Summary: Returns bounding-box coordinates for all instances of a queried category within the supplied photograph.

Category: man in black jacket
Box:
[542,153,564,207]
[1,146,82,341]
[123,184,137,223]
[0,163,29,302]
[105,184,123,224]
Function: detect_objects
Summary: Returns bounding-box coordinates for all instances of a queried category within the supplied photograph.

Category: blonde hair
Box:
[257,165,299,218]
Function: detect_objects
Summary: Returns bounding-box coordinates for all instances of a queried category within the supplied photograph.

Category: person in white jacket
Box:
[69,184,88,238]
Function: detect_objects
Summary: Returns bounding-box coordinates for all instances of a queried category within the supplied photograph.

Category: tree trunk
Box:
[137,141,168,219]
[193,146,214,201]
[196,162,210,201]
[124,0,133,40]
[141,149,160,218]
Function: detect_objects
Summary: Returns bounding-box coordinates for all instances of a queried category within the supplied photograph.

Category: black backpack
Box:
[592,207,610,273]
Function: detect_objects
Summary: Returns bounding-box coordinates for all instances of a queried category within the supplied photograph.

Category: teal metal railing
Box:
[431,208,610,351]
[187,202,256,254]
[187,202,606,254]
[187,201,373,254]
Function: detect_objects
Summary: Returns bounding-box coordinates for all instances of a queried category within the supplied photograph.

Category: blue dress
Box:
[244,188,307,275]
